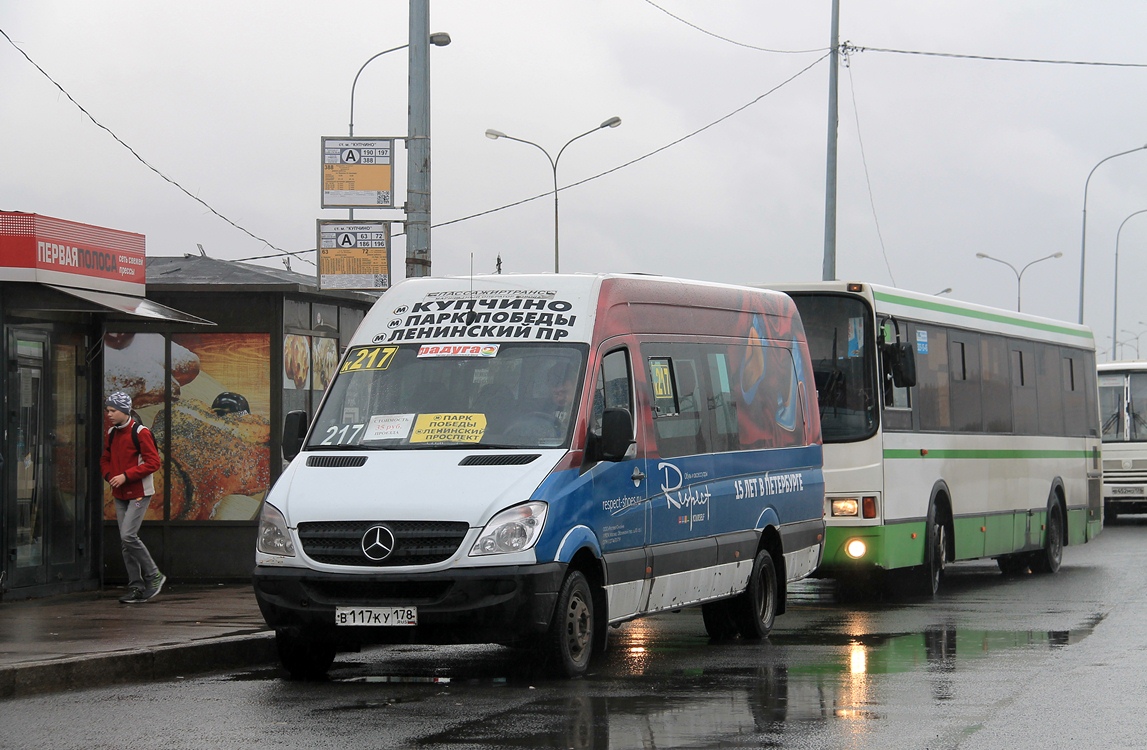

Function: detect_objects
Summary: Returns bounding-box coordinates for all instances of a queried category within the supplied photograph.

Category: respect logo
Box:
[658,462,711,528]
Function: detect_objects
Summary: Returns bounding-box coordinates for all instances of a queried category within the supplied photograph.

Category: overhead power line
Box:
[853,44,1147,69]
[642,0,828,54]
[432,51,831,232]
[0,26,309,266]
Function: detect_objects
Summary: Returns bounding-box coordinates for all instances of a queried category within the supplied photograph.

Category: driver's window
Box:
[592,348,633,434]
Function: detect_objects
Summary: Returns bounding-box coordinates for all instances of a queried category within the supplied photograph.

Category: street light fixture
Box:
[1119,328,1147,359]
[485,117,622,273]
[975,251,1063,312]
[348,33,450,137]
[343,32,449,226]
[1078,143,1147,324]
[1112,208,1147,363]
[935,288,953,296]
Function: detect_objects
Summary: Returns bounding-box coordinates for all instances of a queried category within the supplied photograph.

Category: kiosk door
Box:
[5,329,90,590]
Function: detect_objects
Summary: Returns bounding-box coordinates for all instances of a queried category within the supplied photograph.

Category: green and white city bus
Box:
[1098,360,1147,521]
[761,282,1103,595]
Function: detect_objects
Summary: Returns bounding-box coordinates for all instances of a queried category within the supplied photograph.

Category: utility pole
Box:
[406,0,432,277]
[821,0,840,281]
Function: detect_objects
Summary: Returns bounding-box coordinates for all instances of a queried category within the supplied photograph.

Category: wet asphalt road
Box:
[6,519,1147,750]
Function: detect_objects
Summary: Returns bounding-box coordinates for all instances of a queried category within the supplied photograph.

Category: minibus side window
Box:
[644,349,708,459]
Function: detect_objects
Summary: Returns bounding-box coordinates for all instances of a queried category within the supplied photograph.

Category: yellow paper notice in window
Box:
[409,413,487,443]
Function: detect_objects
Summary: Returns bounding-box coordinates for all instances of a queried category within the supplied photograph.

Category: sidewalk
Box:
[0,583,276,699]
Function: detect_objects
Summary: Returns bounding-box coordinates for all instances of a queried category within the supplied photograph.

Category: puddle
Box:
[774,612,1105,678]
[339,675,453,684]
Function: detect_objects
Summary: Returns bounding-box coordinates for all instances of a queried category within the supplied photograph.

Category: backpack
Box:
[109,419,146,453]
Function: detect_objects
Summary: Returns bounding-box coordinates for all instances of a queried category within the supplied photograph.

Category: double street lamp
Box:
[485,117,622,273]
[1118,328,1147,359]
[1078,144,1147,323]
[975,251,1063,312]
[1112,209,1147,362]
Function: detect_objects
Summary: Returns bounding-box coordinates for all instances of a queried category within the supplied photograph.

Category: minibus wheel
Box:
[545,570,595,677]
[732,550,778,639]
[276,627,336,680]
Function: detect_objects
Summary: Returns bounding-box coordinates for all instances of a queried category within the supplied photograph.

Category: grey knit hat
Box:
[105,391,133,415]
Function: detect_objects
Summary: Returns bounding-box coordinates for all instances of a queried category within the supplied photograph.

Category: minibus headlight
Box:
[257,503,296,557]
[845,539,867,559]
[471,502,548,556]
[832,498,859,517]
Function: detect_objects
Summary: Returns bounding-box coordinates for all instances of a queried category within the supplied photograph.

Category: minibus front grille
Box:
[459,454,541,466]
[298,520,470,566]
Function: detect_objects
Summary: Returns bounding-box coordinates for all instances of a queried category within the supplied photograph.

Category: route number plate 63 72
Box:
[335,606,417,626]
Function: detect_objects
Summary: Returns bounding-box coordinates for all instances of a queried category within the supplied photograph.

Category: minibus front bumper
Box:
[252,562,566,646]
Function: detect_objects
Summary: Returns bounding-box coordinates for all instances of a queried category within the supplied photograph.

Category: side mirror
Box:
[891,342,917,388]
[600,408,636,461]
[282,410,309,461]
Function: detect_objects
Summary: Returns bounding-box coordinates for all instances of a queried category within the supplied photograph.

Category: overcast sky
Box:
[3,1,1147,358]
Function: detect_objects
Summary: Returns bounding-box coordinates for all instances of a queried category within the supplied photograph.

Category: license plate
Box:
[1111,486,1145,496]
[335,606,417,626]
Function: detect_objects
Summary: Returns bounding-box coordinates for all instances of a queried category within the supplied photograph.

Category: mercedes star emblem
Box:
[361,525,396,561]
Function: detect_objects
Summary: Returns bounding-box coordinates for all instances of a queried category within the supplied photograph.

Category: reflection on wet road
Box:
[318,558,1111,749]
[10,524,1147,750]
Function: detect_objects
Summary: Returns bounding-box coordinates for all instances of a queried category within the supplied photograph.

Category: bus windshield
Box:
[307,343,587,450]
[786,294,878,442]
[1100,372,1147,442]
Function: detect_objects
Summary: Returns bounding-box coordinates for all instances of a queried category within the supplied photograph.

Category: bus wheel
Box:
[731,550,778,639]
[544,570,595,678]
[1031,502,1064,574]
[701,599,738,640]
[276,627,336,680]
[917,506,946,596]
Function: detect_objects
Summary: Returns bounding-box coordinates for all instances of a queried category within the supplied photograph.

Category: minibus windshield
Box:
[307,342,587,450]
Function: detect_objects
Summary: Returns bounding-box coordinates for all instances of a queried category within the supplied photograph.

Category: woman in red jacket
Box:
[100,391,165,603]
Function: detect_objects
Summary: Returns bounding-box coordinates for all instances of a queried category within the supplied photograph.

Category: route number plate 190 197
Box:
[335,606,417,626]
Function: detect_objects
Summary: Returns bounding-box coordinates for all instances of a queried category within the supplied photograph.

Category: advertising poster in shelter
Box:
[102,332,271,521]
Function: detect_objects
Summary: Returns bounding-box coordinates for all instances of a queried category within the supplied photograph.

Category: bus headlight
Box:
[471,502,547,556]
[831,496,878,519]
[845,539,867,559]
[832,498,859,517]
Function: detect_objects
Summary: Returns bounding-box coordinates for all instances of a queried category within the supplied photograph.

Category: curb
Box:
[0,632,278,699]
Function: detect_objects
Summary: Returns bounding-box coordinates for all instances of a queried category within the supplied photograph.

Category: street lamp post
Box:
[1112,209,1147,362]
[975,251,1063,312]
[345,32,450,221]
[485,117,622,273]
[1078,144,1147,323]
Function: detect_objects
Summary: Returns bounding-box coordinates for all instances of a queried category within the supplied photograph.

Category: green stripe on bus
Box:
[822,507,1097,572]
[884,448,1089,460]
[872,291,1094,340]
